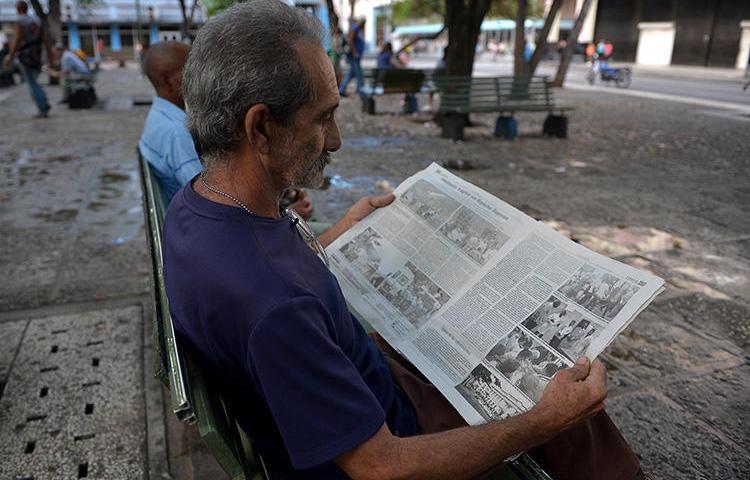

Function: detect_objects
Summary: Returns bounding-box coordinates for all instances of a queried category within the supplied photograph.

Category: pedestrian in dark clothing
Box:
[339,18,365,96]
[3,1,50,117]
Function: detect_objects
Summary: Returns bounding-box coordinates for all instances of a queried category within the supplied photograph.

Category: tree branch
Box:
[29,0,47,19]
[189,0,200,25]
[395,24,446,57]
[528,0,563,75]
[553,0,594,86]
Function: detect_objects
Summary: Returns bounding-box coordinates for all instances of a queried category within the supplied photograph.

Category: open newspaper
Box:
[326,163,664,425]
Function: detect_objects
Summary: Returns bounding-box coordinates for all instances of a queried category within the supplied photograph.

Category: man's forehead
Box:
[293,39,338,109]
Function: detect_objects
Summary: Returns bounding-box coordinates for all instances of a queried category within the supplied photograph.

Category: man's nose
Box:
[326,119,342,153]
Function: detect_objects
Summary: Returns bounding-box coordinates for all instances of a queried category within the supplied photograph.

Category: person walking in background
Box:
[3,1,50,118]
[604,41,614,59]
[338,18,365,97]
[585,42,595,62]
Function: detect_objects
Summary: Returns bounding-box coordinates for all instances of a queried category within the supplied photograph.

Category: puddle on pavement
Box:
[310,172,398,221]
[46,155,75,163]
[95,171,131,200]
[33,208,79,223]
[87,170,143,244]
[320,174,395,193]
[100,172,130,184]
[344,136,420,149]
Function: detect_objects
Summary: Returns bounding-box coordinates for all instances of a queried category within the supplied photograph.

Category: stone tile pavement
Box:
[1,64,748,479]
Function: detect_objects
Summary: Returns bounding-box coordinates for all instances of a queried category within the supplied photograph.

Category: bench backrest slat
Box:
[372,68,426,93]
[437,75,556,113]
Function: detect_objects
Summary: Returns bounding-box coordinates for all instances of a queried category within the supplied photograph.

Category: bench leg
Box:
[441,115,466,141]
[543,113,568,138]
[494,115,518,140]
[361,96,376,115]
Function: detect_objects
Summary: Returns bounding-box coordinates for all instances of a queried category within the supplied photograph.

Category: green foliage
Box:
[203,0,240,16]
[392,0,443,26]
[392,0,544,26]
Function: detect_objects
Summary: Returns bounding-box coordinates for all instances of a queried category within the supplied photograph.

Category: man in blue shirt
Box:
[139,41,202,202]
[338,18,366,96]
[164,2,641,479]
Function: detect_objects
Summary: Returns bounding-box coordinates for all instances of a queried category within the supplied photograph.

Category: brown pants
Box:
[372,334,640,480]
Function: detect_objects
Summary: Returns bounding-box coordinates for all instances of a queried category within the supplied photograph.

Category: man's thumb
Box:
[369,193,395,208]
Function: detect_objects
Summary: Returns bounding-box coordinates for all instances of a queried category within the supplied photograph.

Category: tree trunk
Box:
[177,0,199,41]
[553,0,594,87]
[440,0,491,126]
[187,0,199,41]
[29,0,46,20]
[348,0,356,22]
[527,0,563,76]
[325,0,340,35]
[513,0,527,76]
[444,0,491,76]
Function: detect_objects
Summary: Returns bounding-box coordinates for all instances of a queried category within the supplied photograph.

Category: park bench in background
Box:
[138,151,554,480]
[360,68,430,115]
[437,76,572,141]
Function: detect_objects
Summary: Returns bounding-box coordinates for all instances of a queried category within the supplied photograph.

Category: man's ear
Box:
[243,104,273,155]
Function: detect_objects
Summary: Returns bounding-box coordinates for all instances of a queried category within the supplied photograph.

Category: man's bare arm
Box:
[336,358,608,480]
[348,30,358,58]
[7,24,23,59]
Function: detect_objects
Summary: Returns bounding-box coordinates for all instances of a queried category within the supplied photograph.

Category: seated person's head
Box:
[183,0,341,189]
[143,41,190,109]
[16,1,28,14]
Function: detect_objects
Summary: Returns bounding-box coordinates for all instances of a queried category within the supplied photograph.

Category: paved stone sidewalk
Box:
[1,65,748,479]
[0,66,178,479]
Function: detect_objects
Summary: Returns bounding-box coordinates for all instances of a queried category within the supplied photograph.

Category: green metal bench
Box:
[137,150,552,480]
[361,68,431,115]
[138,151,269,480]
[437,75,572,140]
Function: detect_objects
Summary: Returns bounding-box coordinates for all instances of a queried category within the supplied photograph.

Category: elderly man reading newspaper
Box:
[163,1,649,478]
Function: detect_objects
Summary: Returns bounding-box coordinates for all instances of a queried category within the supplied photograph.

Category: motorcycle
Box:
[587,56,632,89]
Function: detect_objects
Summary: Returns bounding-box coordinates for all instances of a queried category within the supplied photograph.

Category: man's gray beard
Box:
[292,151,331,189]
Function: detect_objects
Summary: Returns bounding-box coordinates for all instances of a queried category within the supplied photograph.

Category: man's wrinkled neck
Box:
[203,151,286,219]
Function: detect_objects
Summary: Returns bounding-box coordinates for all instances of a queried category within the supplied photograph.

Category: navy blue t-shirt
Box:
[162,180,417,478]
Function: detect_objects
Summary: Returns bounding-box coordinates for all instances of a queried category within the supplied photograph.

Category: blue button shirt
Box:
[139,96,202,201]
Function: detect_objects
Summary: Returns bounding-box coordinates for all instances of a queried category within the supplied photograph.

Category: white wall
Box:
[336,0,391,52]
[737,20,750,70]
[636,22,675,66]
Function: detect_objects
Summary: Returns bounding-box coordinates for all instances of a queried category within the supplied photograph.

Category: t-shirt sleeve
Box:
[168,132,202,187]
[247,296,386,469]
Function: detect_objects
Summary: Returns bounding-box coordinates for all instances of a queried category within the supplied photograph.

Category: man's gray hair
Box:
[183,0,324,162]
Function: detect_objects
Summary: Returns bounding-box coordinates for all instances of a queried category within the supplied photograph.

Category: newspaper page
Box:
[326,163,664,425]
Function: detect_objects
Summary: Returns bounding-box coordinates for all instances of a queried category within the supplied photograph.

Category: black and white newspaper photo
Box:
[326,163,665,425]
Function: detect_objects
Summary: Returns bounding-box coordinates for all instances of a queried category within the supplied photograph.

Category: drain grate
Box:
[0,307,146,479]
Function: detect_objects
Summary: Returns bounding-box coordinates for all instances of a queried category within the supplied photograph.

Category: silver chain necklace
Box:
[199,173,255,215]
[198,172,330,267]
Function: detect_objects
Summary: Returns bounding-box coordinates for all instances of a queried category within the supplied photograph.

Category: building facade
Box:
[593,0,750,69]
[0,0,204,59]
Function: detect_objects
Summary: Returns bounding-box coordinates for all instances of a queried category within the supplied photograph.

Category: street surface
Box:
[1,63,748,479]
